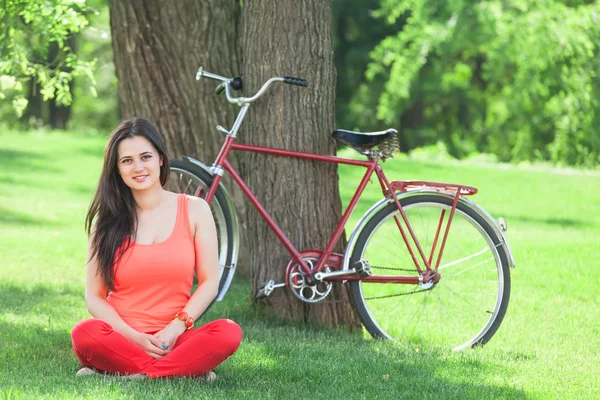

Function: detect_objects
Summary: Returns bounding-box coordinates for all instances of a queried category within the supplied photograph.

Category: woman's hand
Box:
[153,320,187,352]
[131,332,169,359]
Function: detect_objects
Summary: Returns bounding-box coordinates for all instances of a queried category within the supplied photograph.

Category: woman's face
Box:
[116,135,163,191]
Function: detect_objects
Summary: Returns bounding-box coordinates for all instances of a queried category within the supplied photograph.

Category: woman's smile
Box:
[133,174,149,182]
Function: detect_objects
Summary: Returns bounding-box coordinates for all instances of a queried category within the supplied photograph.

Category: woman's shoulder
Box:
[183,194,211,219]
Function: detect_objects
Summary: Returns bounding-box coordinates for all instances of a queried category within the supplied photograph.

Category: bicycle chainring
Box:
[288,257,332,303]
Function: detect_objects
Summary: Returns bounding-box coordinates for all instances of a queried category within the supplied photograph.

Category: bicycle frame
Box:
[191,67,481,286]
[199,134,458,285]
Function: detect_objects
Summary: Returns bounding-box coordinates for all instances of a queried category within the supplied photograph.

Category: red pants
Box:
[71,318,242,378]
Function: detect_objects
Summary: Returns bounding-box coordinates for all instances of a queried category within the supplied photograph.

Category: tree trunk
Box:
[108,0,251,277]
[22,79,43,126]
[240,1,360,329]
[48,36,77,130]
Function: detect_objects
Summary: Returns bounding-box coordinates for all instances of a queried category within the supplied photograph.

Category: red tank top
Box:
[107,194,195,333]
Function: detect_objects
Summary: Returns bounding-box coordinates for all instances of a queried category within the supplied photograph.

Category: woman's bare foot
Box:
[201,371,217,381]
[76,367,98,377]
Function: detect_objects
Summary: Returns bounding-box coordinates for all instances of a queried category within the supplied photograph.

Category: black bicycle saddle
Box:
[332,128,398,151]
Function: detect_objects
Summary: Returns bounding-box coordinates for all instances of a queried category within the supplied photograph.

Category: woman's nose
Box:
[133,159,144,171]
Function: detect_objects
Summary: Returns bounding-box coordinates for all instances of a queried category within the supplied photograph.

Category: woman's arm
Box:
[183,196,221,318]
[85,232,167,358]
[154,197,220,347]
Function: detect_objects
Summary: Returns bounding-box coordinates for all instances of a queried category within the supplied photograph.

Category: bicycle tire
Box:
[349,194,511,351]
[166,159,236,299]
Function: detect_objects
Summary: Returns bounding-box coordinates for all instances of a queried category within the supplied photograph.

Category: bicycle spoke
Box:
[446,257,495,277]
[350,195,510,350]
[182,177,194,193]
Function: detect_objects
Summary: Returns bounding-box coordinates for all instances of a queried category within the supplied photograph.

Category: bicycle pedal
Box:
[353,259,372,278]
[256,280,285,299]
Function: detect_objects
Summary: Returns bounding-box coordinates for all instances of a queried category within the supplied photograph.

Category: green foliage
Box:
[69,1,119,132]
[355,0,600,167]
[333,0,405,132]
[0,0,96,117]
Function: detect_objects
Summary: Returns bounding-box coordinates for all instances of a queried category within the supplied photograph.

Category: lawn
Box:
[0,131,598,399]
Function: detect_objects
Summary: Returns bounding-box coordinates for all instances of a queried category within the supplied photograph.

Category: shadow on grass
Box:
[77,145,107,159]
[0,279,528,399]
[0,206,62,227]
[0,322,529,399]
[0,149,45,164]
[221,336,528,399]
[0,148,61,173]
[495,213,592,228]
[0,282,85,392]
[0,149,65,194]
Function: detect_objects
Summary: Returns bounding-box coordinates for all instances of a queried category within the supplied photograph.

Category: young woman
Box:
[71,117,242,380]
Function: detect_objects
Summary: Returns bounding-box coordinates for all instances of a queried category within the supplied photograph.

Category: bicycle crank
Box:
[288,257,333,303]
[256,280,285,299]
[313,259,372,281]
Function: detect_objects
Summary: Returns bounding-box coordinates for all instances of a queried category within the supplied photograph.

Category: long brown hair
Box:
[85,117,170,291]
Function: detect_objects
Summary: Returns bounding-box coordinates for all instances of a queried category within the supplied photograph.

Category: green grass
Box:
[1,131,599,399]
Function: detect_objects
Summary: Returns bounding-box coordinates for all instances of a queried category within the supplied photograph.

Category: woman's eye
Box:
[142,155,152,160]
[122,159,131,164]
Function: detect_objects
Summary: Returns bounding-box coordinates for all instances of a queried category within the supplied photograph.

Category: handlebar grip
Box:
[283,76,308,87]
[215,82,226,95]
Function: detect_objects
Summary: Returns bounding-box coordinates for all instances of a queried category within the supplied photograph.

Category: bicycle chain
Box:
[364,288,430,300]
[316,285,431,304]
[290,264,424,304]
[362,265,432,299]
[370,265,418,272]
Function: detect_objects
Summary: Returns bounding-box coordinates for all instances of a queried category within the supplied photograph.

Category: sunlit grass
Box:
[1,131,599,398]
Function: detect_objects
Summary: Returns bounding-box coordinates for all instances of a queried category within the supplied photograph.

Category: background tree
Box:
[361,0,600,167]
[0,0,95,120]
[70,0,120,133]
[108,0,239,161]
[332,0,405,137]
[240,0,360,328]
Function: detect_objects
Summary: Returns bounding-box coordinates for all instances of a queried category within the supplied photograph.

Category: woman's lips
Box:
[133,175,148,182]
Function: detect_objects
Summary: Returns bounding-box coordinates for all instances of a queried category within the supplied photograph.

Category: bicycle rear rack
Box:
[384,180,478,197]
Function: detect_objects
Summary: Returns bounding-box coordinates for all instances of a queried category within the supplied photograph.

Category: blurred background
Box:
[2,0,599,168]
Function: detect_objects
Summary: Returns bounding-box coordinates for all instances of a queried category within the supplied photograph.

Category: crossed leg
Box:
[71,318,242,378]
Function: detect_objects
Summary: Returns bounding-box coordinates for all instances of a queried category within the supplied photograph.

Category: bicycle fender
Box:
[182,156,241,301]
[342,189,516,272]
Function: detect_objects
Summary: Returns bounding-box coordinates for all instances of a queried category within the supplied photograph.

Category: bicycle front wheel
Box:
[165,159,237,298]
[349,194,511,351]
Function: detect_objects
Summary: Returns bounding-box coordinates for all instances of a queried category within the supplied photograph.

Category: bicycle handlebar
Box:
[283,76,308,87]
[196,66,308,106]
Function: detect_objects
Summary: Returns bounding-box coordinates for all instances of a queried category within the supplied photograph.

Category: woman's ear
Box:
[160,156,163,166]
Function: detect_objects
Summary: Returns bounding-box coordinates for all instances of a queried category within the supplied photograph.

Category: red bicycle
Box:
[166,67,515,351]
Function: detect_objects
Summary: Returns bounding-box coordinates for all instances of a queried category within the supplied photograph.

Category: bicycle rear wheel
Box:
[165,159,237,298]
[349,194,510,351]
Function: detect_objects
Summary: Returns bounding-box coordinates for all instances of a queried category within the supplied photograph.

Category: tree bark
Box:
[108,0,250,277]
[240,1,360,329]
[109,0,238,160]
[48,36,77,130]
[22,79,43,126]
